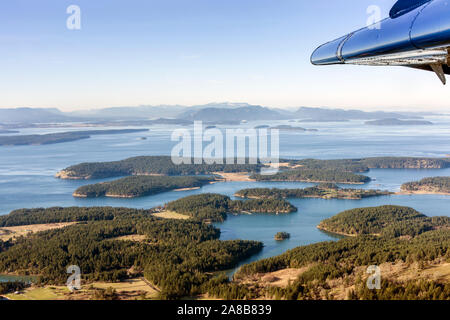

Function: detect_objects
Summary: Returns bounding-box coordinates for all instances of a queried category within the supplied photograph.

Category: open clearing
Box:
[152,210,190,220]
[269,162,303,169]
[239,267,310,289]
[173,187,201,192]
[6,286,70,300]
[0,222,77,241]
[236,260,450,300]
[213,172,254,182]
[112,234,148,242]
[88,278,160,299]
[375,260,450,283]
[5,278,160,300]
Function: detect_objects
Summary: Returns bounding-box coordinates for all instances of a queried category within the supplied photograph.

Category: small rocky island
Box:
[55,155,262,180]
[274,232,290,241]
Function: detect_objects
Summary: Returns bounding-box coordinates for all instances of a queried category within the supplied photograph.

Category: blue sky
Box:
[0,0,448,111]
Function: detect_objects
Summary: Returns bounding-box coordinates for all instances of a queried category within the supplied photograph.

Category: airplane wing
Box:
[310,0,450,84]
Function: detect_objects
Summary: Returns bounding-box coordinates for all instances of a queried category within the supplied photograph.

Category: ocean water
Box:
[0,118,450,276]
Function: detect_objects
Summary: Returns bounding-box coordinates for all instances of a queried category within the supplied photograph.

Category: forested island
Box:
[0,130,19,134]
[73,176,215,198]
[401,177,450,195]
[270,125,318,132]
[0,206,262,299]
[288,157,450,172]
[250,169,371,184]
[165,193,297,222]
[317,205,450,237]
[365,118,434,126]
[56,156,450,181]
[298,119,349,123]
[56,156,261,180]
[0,129,148,146]
[235,183,391,200]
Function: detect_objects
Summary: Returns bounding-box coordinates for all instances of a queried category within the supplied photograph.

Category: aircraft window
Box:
[389,0,432,18]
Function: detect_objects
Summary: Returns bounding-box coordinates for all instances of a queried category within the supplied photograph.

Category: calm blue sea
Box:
[0,117,450,276]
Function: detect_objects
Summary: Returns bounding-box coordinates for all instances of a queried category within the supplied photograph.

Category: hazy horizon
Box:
[0,102,448,114]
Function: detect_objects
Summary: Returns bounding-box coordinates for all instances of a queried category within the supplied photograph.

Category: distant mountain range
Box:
[68,102,258,120]
[178,105,287,122]
[293,107,421,121]
[0,108,81,124]
[0,103,433,127]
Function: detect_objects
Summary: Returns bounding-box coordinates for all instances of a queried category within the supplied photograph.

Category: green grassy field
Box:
[6,286,70,300]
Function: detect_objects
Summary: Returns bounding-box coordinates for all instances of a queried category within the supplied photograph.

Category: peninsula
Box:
[0,129,149,146]
[56,156,261,180]
[0,206,262,299]
[317,205,450,237]
[401,177,450,195]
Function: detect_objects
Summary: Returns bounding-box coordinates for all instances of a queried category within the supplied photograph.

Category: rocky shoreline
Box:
[316,224,357,237]
[55,170,89,180]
